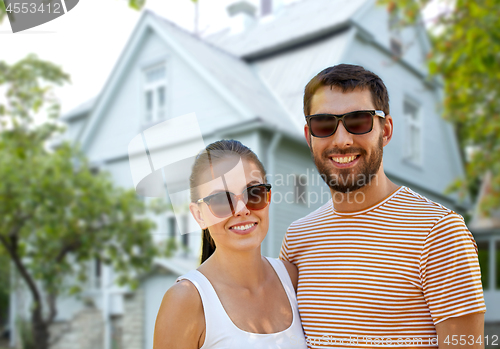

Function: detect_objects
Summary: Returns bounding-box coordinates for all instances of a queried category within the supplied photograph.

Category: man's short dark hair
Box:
[303,64,390,118]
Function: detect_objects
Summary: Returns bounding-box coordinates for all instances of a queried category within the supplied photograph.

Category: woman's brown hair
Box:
[190,140,267,264]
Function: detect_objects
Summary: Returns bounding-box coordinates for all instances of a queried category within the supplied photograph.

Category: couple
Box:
[154,64,486,348]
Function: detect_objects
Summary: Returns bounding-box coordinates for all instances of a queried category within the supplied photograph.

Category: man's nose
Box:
[330,121,354,148]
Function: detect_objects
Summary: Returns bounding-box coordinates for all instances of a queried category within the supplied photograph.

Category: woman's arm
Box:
[282,260,298,292]
[153,280,205,349]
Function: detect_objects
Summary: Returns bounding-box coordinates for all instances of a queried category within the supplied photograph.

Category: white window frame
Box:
[403,99,422,165]
[143,63,167,123]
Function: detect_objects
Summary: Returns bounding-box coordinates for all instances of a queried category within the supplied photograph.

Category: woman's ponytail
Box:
[200,228,216,264]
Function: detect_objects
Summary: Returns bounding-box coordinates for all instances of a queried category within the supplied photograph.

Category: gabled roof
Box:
[205,0,369,59]
[149,12,300,135]
[61,96,97,121]
[70,9,302,150]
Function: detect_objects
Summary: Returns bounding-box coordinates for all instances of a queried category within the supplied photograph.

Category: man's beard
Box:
[311,134,383,193]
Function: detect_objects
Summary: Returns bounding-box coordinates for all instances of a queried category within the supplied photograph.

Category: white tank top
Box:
[176,257,308,349]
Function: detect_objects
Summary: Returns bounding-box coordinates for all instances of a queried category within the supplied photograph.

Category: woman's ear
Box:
[189,202,207,229]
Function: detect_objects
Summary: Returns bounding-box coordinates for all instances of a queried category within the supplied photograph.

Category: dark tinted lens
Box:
[344,112,373,134]
[246,185,269,210]
[310,115,338,137]
[208,192,234,217]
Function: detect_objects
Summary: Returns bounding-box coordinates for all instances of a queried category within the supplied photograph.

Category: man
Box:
[279,64,486,348]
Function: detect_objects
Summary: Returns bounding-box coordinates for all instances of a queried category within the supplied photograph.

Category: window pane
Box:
[404,102,419,121]
[157,86,165,120]
[477,241,489,289]
[146,91,152,110]
[168,217,177,238]
[158,87,165,106]
[413,127,420,162]
[404,101,421,163]
[145,91,153,122]
[146,66,166,83]
[294,174,307,204]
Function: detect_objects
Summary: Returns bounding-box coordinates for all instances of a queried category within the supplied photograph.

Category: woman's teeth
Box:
[231,223,255,231]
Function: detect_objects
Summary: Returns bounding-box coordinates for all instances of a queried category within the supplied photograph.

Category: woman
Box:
[153,140,307,349]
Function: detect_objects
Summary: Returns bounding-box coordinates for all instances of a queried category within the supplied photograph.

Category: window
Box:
[390,37,403,57]
[294,174,307,204]
[89,257,101,289]
[143,64,167,123]
[167,216,178,238]
[477,241,489,289]
[388,7,403,58]
[403,100,422,164]
[181,215,189,248]
[496,241,500,289]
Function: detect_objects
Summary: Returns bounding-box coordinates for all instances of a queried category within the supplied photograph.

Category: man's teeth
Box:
[332,155,357,164]
[231,223,255,231]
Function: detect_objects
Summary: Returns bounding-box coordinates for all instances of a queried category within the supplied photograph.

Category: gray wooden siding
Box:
[264,138,329,257]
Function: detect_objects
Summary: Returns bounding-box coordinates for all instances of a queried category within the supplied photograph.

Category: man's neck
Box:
[330,172,400,213]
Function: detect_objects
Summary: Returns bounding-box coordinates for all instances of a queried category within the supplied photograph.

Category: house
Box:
[468,172,500,337]
[10,0,475,348]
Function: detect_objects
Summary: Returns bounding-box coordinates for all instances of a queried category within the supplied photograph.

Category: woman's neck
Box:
[200,248,269,291]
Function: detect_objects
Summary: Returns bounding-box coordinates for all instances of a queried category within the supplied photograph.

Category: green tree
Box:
[0,55,159,349]
[380,0,500,214]
[0,253,9,328]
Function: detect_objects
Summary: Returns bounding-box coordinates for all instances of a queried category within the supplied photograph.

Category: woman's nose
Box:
[233,196,250,216]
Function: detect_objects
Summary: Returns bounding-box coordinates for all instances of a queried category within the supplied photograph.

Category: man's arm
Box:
[435,313,485,349]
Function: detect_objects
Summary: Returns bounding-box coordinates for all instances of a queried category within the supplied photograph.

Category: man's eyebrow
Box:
[246,180,262,187]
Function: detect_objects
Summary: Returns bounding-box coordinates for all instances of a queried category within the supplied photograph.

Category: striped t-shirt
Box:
[279,186,486,348]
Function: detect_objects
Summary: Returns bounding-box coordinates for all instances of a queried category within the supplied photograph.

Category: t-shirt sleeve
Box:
[419,212,486,325]
[279,228,292,263]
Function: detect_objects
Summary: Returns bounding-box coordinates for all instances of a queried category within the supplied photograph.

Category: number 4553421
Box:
[444,335,498,346]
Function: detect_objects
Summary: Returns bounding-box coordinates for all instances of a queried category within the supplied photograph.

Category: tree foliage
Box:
[380,0,500,214]
[0,54,159,349]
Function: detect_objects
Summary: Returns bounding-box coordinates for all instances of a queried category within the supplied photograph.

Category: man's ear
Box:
[382,114,394,147]
[304,124,312,148]
[189,202,207,229]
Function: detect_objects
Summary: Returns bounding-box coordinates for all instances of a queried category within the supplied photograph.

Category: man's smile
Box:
[330,154,360,164]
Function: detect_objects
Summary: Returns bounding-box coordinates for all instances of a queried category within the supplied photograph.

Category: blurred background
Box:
[1,0,499,348]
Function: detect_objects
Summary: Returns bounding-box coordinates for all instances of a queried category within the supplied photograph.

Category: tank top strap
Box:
[176,270,235,348]
[264,257,298,304]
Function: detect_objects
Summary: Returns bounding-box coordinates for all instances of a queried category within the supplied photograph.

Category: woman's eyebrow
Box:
[206,180,262,196]
[207,188,227,196]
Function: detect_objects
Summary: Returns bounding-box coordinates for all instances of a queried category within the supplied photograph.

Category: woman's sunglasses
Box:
[306,110,385,138]
[196,184,272,218]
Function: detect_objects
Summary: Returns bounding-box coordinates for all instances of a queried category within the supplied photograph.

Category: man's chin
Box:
[330,184,365,194]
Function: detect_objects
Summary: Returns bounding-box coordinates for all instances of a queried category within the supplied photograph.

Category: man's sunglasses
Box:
[306,110,385,138]
[197,184,272,218]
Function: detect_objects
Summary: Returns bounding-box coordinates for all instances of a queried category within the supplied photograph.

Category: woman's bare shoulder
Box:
[153,279,205,349]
